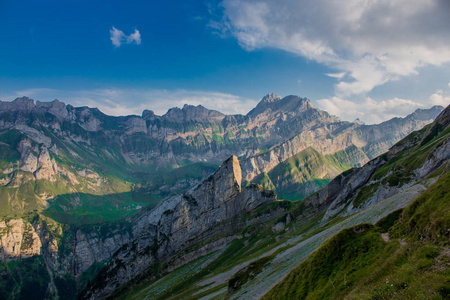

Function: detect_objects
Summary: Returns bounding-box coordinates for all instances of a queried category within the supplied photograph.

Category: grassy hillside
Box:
[252,146,366,200]
[263,168,450,300]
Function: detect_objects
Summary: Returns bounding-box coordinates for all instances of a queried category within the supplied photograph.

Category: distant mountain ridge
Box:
[0,95,443,219]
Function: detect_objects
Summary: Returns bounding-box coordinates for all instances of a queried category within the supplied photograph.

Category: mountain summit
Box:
[248,94,314,117]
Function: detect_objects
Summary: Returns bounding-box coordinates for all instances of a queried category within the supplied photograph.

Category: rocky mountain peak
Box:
[260,93,282,104]
[0,97,35,111]
[142,109,156,120]
[282,95,315,110]
[190,155,243,209]
[217,155,242,192]
[36,99,68,119]
[247,94,315,117]
[13,96,35,107]
[354,118,365,125]
[408,105,445,121]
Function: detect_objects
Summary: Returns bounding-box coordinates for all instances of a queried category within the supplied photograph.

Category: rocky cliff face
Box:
[82,156,276,299]
[0,219,42,260]
[0,215,132,276]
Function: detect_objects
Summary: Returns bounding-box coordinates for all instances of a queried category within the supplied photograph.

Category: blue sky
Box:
[1,0,450,123]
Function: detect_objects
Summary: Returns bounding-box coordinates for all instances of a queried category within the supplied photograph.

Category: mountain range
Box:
[0,94,446,299]
[0,94,441,222]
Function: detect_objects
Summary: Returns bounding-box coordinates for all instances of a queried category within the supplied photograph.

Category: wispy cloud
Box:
[212,0,450,97]
[110,27,141,47]
[325,72,346,80]
[2,88,258,116]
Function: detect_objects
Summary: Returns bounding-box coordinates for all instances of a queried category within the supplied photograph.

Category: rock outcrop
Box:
[82,156,276,298]
[0,219,41,260]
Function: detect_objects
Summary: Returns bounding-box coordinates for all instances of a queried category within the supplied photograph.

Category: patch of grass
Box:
[372,123,450,187]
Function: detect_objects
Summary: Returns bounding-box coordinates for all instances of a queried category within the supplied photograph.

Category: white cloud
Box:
[126,29,141,45]
[110,27,125,47]
[110,27,141,47]
[317,89,450,124]
[430,90,450,107]
[448,82,450,87]
[317,96,426,124]
[213,0,450,96]
[3,88,258,116]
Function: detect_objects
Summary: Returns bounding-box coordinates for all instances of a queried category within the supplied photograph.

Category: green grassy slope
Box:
[263,171,450,299]
[252,146,366,201]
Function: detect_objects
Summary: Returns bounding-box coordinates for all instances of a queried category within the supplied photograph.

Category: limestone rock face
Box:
[158,156,247,252]
[35,147,58,181]
[0,219,41,260]
[18,143,38,173]
[125,116,147,134]
[82,156,276,299]
[163,104,225,123]
[0,96,35,111]
[36,100,68,119]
